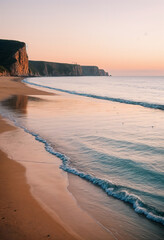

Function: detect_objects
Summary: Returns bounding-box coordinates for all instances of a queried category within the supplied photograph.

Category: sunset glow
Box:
[1,0,164,76]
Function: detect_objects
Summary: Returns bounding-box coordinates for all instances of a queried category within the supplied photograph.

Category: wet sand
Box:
[0,77,77,240]
[0,148,78,240]
[0,77,114,240]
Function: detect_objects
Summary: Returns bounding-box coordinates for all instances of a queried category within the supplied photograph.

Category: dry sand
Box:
[0,77,77,240]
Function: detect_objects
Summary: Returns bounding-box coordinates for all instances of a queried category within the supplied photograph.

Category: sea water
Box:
[0,76,164,239]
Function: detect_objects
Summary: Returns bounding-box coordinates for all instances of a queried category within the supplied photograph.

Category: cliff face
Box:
[9,45,29,76]
[0,39,108,77]
[0,39,29,76]
[29,61,108,77]
[0,66,9,76]
[29,61,82,76]
[81,66,109,76]
[99,69,109,76]
[81,66,99,76]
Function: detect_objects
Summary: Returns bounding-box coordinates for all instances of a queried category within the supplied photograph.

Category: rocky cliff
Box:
[99,69,109,76]
[0,39,29,76]
[29,61,108,77]
[29,61,82,76]
[0,39,109,77]
[81,66,100,76]
[81,66,108,76]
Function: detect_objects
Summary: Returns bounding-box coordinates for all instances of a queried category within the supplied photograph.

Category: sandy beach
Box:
[0,77,79,240]
[0,77,115,240]
[1,76,163,240]
[1,1,163,239]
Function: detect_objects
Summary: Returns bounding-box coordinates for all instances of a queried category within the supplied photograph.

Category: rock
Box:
[29,61,109,77]
[99,69,109,76]
[0,39,109,77]
[0,39,29,76]
[29,61,83,76]
[82,66,108,76]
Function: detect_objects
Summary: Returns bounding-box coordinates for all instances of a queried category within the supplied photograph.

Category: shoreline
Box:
[0,77,113,240]
[0,77,78,240]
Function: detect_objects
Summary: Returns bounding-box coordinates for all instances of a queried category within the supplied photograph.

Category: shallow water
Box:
[24,76,164,110]
[0,76,164,239]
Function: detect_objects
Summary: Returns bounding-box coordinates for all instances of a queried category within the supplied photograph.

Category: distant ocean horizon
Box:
[0,76,164,239]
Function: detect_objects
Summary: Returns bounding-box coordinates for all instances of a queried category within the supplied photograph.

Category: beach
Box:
[0,77,79,240]
[1,1,163,239]
[0,77,115,240]
[0,76,163,240]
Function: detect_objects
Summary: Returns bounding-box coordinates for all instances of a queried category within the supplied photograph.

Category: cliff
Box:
[29,61,108,77]
[99,69,109,76]
[29,61,82,76]
[0,39,29,76]
[81,66,108,76]
[0,39,108,77]
[81,66,100,76]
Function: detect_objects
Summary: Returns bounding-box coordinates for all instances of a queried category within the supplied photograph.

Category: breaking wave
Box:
[0,109,164,226]
[23,79,164,110]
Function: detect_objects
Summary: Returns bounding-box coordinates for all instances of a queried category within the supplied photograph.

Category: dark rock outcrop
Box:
[0,65,9,76]
[0,39,29,76]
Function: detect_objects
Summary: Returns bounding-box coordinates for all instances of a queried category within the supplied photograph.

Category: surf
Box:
[0,108,164,226]
[22,79,164,111]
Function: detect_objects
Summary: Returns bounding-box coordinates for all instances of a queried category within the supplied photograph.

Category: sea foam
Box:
[23,79,164,110]
[0,108,164,226]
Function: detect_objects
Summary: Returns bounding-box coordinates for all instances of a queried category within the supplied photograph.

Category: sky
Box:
[0,0,164,76]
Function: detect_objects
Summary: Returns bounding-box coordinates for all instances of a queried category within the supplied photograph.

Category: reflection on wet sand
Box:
[1,95,45,114]
[2,95,28,114]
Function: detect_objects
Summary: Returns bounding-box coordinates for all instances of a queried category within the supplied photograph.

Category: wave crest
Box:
[23,79,164,110]
[1,108,164,226]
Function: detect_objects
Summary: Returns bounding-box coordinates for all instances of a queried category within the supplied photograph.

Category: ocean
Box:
[0,76,164,239]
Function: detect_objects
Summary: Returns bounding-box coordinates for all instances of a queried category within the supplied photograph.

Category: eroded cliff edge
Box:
[0,39,109,77]
[29,61,109,76]
[29,61,83,76]
[0,40,29,76]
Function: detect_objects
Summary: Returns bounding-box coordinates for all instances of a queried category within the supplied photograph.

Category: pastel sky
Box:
[0,0,164,76]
